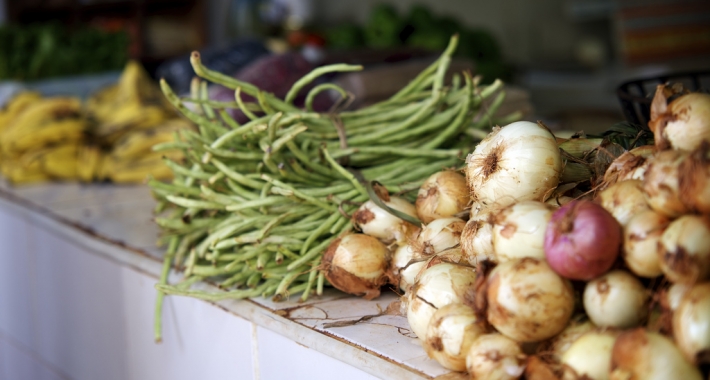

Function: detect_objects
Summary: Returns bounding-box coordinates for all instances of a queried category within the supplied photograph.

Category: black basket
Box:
[616,70,710,128]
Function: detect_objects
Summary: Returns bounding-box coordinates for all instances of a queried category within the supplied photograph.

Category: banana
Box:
[0,91,43,133]
[107,152,177,183]
[17,143,80,180]
[77,144,104,182]
[94,104,171,143]
[85,84,119,123]
[2,118,87,155]
[110,118,194,160]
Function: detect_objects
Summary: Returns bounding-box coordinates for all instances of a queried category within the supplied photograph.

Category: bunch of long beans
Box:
[150,35,518,341]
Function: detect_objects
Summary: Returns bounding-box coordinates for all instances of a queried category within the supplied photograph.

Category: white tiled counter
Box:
[0,182,460,380]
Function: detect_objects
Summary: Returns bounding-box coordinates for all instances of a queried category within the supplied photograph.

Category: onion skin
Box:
[622,210,669,278]
[322,234,390,300]
[543,318,596,364]
[672,282,710,365]
[525,356,560,380]
[424,303,487,371]
[391,243,424,293]
[416,170,469,223]
[486,258,575,342]
[658,214,710,284]
[583,270,649,329]
[597,180,651,227]
[461,208,496,265]
[414,217,465,258]
[544,200,621,281]
[465,121,563,209]
[610,328,702,380]
[678,143,710,214]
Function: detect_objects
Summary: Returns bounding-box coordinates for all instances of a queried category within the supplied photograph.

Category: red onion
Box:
[544,200,621,280]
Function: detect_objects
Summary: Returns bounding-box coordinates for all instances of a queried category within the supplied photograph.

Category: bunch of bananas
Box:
[0,61,194,185]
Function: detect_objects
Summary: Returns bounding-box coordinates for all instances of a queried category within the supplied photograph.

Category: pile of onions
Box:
[465,121,563,209]
[544,200,621,281]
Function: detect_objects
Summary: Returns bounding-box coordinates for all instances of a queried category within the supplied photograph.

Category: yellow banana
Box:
[77,144,104,182]
[106,150,183,183]
[0,91,43,133]
[2,118,87,155]
[17,143,80,180]
[86,84,119,123]
[95,105,171,143]
[110,119,194,160]
[2,97,83,138]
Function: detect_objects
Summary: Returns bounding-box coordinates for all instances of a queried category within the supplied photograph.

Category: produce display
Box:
[148,35,709,378]
[0,61,194,184]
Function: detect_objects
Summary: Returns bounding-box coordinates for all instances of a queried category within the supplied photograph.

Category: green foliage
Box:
[0,22,129,81]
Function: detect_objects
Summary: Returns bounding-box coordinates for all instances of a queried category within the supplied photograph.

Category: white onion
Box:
[649,86,710,151]
[622,210,669,278]
[610,328,702,380]
[414,217,465,258]
[544,318,596,364]
[679,145,710,214]
[643,149,690,217]
[597,179,650,227]
[405,262,478,339]
[672,282,710,365]
[391,243,425,293]
[415,170,469,223]
[424,303,487,371]
[583,270,649,328]
[665,283,692,311]
[322,234,391,300]
[491,200,554,262]
[352,196,419,244]
[466,333,526,380]
[658,214,710,284]
[561,330,619,380]
[461,208,495,265]
[486,258,575,342]
[465,121,563,209]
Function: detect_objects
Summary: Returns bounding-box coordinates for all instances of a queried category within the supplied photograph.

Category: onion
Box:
[672,282,710,365]
[413,217,465,258]
[597,180,650,227]
[415,170,469,223]
[486,258,575,342]
[665,283,692,312]
[583,270,649,328]
[643,149,690,217]
[658,214,710,284]
[465,121,563,209]
[322,234,391,300]
[545,196,574,208]
[544,318,596,364]
[649,85,710,151]
[352,195,419,244]
[560,330,619,380]
[391,243,425,293]
[544,200,621,281]
[423,303,487,371]
[610,328,702,380]
[525,356,561,380]
[622,210,669,278]
[491,201,555,262]
[461,208,495,265]
[465,333,527,380]
[678,143,710,214]
[601,146,654,187]
[405,262,478,339]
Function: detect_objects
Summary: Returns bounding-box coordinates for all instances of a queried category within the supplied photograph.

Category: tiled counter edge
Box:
[0,188,432,380]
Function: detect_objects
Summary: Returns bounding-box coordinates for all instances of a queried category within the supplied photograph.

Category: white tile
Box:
[0,207,35,350]
[256,326,379,380]
[31,227,128,380]
[0,334,68,380]
[120,266,254,380]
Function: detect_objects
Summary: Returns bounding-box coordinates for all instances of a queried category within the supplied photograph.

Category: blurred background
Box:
[1,0,709,132]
